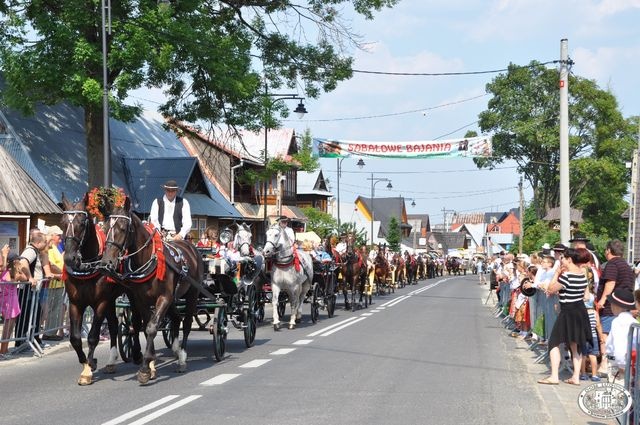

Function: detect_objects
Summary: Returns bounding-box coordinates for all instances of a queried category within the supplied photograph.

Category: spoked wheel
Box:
[310,283,320,323]
[117,308,133,363]
[326,275,336,318]
[211,307,227,362]
[256,303,265,323]
[161,316,175,349]
[243,285,257,348]
[194,309,211,330]
[277,293,287,318]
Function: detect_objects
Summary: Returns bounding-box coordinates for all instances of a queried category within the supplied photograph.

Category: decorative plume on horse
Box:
[93,187,203,385]
[262,224,313,330]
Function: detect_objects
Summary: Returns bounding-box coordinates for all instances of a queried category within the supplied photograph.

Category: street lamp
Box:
[367,173,392,247]
[337,157,365,229]
[262,83,307,231]
[101,0,111,187]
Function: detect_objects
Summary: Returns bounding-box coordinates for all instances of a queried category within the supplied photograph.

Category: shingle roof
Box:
[297,169,332,196]
[543,207,583,223]
[357,196,408,237]
[425,232,467,252]
[452,212,485,224]
[0,143,61,214]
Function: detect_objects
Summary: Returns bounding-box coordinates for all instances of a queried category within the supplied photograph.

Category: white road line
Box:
[307,317,358,337]
[128,395,202,425]
[101,395,181,425]
[371,309,382,313]
[271,348,297,355]
[320,317,367,336]
[200,373,241,386]
[380,299,396,307]
[360,313,373,316]
[293,339,313,345]
[386,295,411,307]
[239,359,272,368]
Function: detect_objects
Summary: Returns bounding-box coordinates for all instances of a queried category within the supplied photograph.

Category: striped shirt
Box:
[558,272,588,304]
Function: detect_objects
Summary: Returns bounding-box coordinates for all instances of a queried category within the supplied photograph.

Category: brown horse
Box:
[97,194,202,384]
[374,250,391,295]
[61,194,142,385]
[339,233,367,311]
[392,253,406,288]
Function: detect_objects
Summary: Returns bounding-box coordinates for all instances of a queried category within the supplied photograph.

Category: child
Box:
[580,278,603,381]
[1,248,26,355]
[604,287,637,376]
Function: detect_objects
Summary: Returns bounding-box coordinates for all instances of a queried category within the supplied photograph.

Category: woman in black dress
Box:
[537,248,592,385]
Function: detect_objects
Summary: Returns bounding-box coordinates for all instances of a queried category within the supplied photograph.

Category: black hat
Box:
[277,215,290,222]
[520,278,537,297]
[162,179,180,190]
[569,232,590,243]
[607,288,636,310]
[552,243,567,252]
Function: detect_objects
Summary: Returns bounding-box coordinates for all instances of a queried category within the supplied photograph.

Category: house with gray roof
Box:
[296,170,332,213]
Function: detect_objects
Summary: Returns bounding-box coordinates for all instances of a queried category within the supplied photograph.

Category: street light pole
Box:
[101,0,111,187]
[262,82,307,232]
[367,173,392,247]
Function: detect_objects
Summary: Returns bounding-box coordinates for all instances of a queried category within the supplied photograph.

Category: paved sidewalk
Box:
[480,281,618,425]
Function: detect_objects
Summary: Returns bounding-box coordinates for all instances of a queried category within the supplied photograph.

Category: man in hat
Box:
[149,179,192,241]
[277,215,295,242]
[604,287,636,372]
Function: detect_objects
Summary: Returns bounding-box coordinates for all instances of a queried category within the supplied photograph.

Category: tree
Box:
[386,216,401,252]
[476,62,637,238]
[0,0,398,188]
[301,207,336,239]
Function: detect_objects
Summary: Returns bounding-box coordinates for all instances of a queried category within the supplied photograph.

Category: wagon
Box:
[309,259,338,322]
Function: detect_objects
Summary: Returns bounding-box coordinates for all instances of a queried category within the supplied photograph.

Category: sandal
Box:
[537,377,559,385]
[563,378,580,386]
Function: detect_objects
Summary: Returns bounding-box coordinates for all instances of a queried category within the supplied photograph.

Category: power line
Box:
[351,60,560,76]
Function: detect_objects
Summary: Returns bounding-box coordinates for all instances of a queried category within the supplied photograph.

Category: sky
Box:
[132,0,640,226]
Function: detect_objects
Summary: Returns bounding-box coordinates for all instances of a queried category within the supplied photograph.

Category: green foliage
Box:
[292,128,319,172]
[386,217,401,252]
[301,207,337,239]
[0,0,398,186]
[340,221,369,247]
[477,62,637,241]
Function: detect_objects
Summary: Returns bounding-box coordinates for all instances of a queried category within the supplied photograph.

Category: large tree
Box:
[0,0,398,188]
[476,61,637,237]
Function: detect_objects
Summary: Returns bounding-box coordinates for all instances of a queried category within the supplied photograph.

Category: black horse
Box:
[61,193,141,385]
[340,233,367,311]
[97,193,202,384]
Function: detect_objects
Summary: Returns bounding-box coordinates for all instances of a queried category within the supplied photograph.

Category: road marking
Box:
[200,373,241,386]
[386,295,411,307]
[371,309,382,313]
[380,299,396,307]
[239,359,272,368]
[271,348,296,355]
[293,339,313,345]
[307,317,358,337]
[101,395,181,425]
[128,395,202,425]
[360,313,373,316]
[320,317,367,336]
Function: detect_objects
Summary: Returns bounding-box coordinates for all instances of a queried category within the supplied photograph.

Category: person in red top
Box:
[596,239,635,375]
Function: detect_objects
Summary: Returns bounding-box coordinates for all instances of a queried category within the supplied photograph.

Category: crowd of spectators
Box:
[490,235,639,388]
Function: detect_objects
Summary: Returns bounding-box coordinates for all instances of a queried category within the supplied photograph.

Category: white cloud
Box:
[595,0,640,16]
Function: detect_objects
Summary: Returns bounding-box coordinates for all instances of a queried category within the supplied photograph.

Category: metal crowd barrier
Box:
[621,323,640,425]
[1,279,95,358]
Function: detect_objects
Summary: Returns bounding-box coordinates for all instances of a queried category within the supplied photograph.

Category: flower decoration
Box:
[86,187,127,221]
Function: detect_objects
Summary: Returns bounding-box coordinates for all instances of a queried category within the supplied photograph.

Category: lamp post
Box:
[337,157,365,229]
[262,83,307,232]
[101,0,111,187]
[367,173,392,247]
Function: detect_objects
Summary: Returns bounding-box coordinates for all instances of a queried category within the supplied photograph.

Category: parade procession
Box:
[2,0,640,424]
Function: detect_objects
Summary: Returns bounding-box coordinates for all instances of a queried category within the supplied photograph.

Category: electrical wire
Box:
[350,60,561,76]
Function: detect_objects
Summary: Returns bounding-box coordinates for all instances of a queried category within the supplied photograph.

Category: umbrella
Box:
[295,231,321,244]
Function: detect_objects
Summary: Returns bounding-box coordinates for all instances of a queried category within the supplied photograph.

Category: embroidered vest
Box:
[157,196,183,232]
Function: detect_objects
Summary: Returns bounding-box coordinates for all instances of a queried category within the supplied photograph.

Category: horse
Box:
[404,251,417,284]
[417,254,426,280]
[392,253,406,288]
[61,194,142,385]
[97,194,202,384]
[339,233,367,311]
[262,224,313,330]
[446,257,461,275]
[373,250,391,295]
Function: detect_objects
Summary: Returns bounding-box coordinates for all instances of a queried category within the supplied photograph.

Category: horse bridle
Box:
[234,229,251,254]
[104,211,156,276]
[264,227,294,263]
[63,210,90,249]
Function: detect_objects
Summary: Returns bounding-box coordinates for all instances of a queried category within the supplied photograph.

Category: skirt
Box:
[1,282,21,320]
[548,301,592,351]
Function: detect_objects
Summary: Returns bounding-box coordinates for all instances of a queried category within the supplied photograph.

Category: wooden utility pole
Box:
[519,177,524,255]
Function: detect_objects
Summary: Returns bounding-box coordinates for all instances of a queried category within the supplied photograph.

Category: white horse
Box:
[234,223,253,257]
[262,225,313,330]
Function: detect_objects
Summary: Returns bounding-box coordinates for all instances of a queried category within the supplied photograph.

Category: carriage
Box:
[309,258,338,322]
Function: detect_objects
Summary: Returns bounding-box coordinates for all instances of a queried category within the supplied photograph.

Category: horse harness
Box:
[62,209,103,280]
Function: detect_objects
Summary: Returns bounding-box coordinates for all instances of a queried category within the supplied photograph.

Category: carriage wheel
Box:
[212,307,227,362]
[243,285,257,348]
[161,316,175,349]
[310,283,320,323]
[117,308,133,363]
[277,293,287,318]
[326,274,336,318]
[257,303,265,323]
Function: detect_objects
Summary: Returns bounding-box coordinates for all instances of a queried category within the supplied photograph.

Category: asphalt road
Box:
[1,275,561,425]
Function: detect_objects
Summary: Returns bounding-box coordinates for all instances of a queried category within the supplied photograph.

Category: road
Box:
[1,275,559,425]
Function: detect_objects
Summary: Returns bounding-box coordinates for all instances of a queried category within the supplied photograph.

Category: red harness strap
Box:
[274,249,301,272]
[145,224,166,281]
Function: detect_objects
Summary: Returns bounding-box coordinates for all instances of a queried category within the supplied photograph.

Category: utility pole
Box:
[627,125,640,263]
[442,207,455,232]
[559,38,570,244]
[519,177,524,255]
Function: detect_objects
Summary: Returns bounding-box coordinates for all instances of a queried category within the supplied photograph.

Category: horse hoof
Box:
[150,369,158,380]
[176,364,187,373]
[288,323,296,330]
[273,323,281,331]
[103,364,117,374]
[295,318,301,324]
[89,359,98,372]
[77,375,93,386]
[137,371,151,385]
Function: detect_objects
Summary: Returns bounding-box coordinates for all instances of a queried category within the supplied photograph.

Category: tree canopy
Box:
[0,0,398,187]
[386,216,401,252]
[476,61,637,239]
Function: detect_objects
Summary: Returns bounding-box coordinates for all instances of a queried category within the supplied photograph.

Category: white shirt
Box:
[605,311,637,369]
[279,225,295,242]
[149,195,192,239]
[335,242,347,255]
